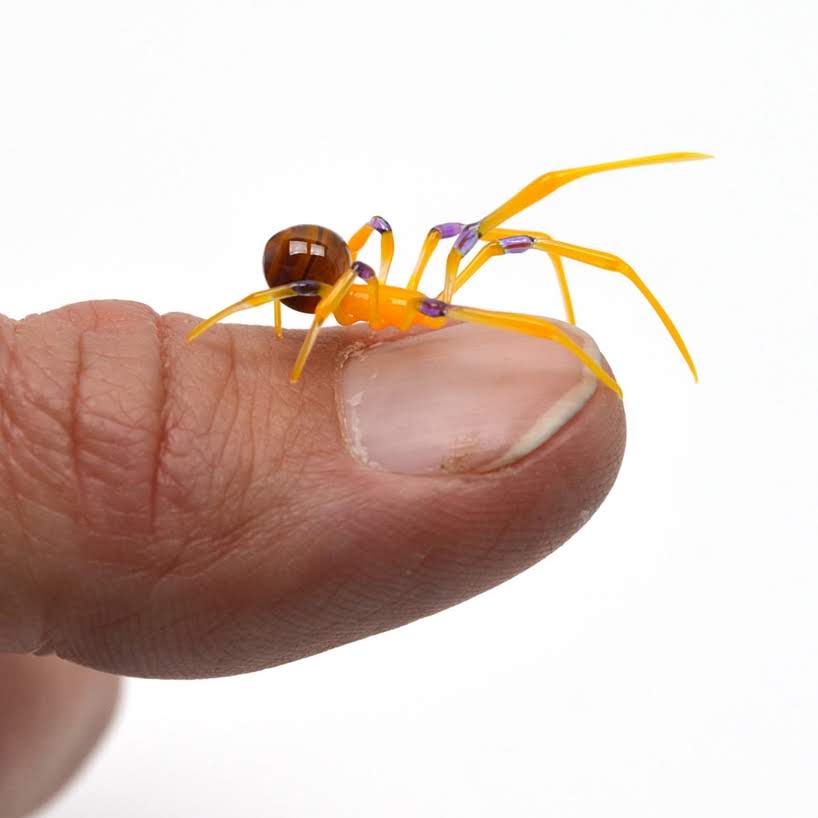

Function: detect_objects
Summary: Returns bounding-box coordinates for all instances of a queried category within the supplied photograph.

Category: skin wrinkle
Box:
[62,591,145,651]
[167,519,262,580]
[149,488,274,587]
[67,305,98,522]
[119,524,390,664]
[231,488,373,617]
[243,339,260,523]
[139,322,297,587]
[344,540,447,627]
[149,312,171,535]
[268,402,294,476]
[0,325,29,528]
[141,314,241,589]
[238,328,299,522]
[151,400,203,513]
[212,539,299,625]
[306,471,513,625]
[261,356,291,477]
[99,580,173,650]
[186,326,240,513]
[204,327,248,516]
[207,541,435,672]
[155,347,240,577]
[0,320,49,653]
[268,383,328,493]
[297,533,394,623]
[324,516,497,628]
[270,345,333,472]
[77,562,222,671]
[19,307,178,655]
[138,565,283,677]
[71,347,161,554]
[70,328,88,526]
[32,565,139,659]
[199,328,277,517]
[0,366,27,547]
[221,325,242,468]
[9,345,70,432]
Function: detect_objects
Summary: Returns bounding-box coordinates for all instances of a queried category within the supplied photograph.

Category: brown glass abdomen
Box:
[263,224,351,314]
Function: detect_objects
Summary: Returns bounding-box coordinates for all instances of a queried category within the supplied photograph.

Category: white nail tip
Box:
[475,333,601,472]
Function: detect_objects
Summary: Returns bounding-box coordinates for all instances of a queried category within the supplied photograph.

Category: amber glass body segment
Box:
[263,225,351,314]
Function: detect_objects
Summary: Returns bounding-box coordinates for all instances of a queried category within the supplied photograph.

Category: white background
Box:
[2,0,817,815]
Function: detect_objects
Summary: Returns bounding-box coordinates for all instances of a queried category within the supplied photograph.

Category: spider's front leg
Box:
[186,281,333,342]
[289,268,359,382]
[289,260,389,382]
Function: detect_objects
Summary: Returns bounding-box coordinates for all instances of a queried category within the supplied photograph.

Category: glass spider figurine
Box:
[187,152,710,397]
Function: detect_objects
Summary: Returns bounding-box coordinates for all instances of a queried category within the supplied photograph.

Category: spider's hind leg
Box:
[479,228,575,324]
[441,152,711,303]
[426,298,622,397]
[438,233,697,382]
[458,307,621,396]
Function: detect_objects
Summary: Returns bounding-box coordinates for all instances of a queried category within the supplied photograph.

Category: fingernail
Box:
[338,321,602,475]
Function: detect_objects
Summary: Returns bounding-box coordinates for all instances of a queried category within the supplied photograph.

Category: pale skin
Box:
[0,300,625,817]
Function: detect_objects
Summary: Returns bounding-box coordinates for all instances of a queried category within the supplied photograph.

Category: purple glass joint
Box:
[499,235,535,254]
[291,280,322,296]
[433,222,465,239]
[352,260,376,280]
[453,222,480,255]
[419,298,449,318]
[368,216,392,234]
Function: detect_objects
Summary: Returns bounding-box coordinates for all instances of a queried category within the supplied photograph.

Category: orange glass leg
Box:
[406,229,441,292]
[530,236,698,382]
[348,217,395,282]
[274,300,283,338]
[439,232,697,382]
[442,152,711,302]
[398,302,416,333]
[447,303,622,397]
[289,269,358,382]
[406,223,465,292]
[366,275,382,328]
[477,228,576,324]
[478,152,712,234]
